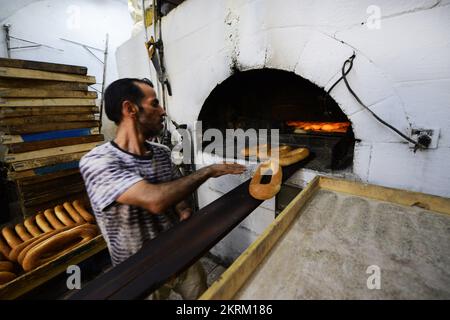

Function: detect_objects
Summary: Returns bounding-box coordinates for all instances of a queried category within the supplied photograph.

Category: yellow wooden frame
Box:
[199,176,450,300]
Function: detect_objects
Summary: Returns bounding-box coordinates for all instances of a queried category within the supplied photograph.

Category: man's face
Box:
[135,82,166,138]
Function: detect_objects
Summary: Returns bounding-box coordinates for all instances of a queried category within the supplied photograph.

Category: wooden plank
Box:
[1,128,99,144]
[0,98,96,107]
[199,176,321,300]
[11,151,88,171]
[5,142,100,162]
[0,67,95,84]
[318,177,450,216]
[1,121,100,134]
[19,173,82,193]
[22,179,84,200]
[0,57,87,75]
[23,192,90,217]
[8,134,104,153]
[0,114,97,126]
[7,162,80,180]
[0,88,97,98]
[0,78,88,91]
[23,182,86,206]
[0,236,106,300]
[0,106,99,119]
[17,168,80,185]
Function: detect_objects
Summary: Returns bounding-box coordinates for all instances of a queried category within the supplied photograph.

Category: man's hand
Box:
[207,163,246,178]
[178,208,193,221]
[175,200,193,222]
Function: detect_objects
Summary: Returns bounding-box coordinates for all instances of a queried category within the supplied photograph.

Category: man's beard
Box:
[139,120,164,139]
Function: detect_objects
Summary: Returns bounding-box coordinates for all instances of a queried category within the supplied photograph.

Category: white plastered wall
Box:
[153,0,450,261]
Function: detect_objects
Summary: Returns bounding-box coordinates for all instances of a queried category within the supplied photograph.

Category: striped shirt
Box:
[79,141,181,266]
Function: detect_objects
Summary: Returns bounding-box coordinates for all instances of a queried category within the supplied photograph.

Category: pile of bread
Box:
[0,200,99,286]
[241,144,310,200]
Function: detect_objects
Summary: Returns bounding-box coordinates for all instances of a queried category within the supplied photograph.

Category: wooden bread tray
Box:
[200,176,450,300]
[0,234,106,299]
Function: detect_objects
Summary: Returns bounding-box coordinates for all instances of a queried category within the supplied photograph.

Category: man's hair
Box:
[104,78,154,124]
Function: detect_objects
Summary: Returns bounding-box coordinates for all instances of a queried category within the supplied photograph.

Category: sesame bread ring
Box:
[54,205,76,226]
[1,226,23,249]
[35,213,54,233]
[15,226,76,265]
[14,224,33,242]
[10,230,57,263]
[24,216,43,237]
[0,261,14,272]
[249,160,283,200]
[63,202,85,224]
[0,235,11,259]
[258,145,293,161]
[0,271,16,285]
[44,209,66,229]
[22,224,98,272]
[73,200,95,223]
[278,147,309,167]
[240,144,267,157]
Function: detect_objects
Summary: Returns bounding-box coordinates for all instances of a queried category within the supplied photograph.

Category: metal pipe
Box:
[99,34,109,133]
[3,24,11,58]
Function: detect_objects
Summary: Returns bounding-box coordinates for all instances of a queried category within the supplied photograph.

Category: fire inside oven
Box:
[198,69,355,171]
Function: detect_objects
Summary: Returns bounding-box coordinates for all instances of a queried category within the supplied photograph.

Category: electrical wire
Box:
[327,53,427,150]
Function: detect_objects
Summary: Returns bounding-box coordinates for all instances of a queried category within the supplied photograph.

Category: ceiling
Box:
[0,0,130,23]
[0,0,37,22]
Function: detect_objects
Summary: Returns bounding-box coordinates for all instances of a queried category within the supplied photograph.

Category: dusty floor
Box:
[235,189,450,299]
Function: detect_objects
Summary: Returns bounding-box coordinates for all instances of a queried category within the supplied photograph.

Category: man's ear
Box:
[122,101,139,119]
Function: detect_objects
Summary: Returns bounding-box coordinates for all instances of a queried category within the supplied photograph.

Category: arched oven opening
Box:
[198,69,355,172]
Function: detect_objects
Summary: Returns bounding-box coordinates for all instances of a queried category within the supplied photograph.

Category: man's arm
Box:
[116,163,245,214]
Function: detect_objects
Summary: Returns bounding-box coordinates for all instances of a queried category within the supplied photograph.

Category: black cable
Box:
[328,53,426,150]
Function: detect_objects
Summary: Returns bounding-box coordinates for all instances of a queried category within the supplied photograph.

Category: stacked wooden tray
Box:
[0,58,104,217]
[0,199,106,299]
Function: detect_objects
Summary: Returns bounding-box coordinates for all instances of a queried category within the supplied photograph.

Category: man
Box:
[79,78,245,299]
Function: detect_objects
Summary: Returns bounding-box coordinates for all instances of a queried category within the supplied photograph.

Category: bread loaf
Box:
[278,147,309,167]
[22,224,98,272]
[54,205,76,226]
[63,202,85,224]
[1,226,23,249]
[15,225,78,265]
[0,261,14,272]
[35,213,54,233]
[44,209,66,229]
[15,224,33,242]
[0,235,11,258]
[24,216,43,237]
[249,160,283,200]
[9,230,58,263]
[73,200,95,223]
[0,271,16,285]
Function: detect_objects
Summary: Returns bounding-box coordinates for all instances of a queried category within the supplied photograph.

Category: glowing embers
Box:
[286,121,351,133]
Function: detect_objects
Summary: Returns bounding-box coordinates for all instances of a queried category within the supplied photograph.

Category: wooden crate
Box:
[0,235,106,300]
[200,176,450,300]
[0,58,101,222]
